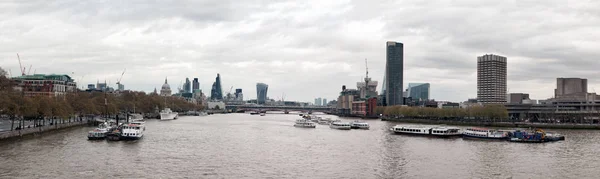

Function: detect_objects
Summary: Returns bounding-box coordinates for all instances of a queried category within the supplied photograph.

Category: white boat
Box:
[260,113,266,116]
[128,113,144,121]
[462,128,508,139]
[329,120,351,130]
[294,119,316,128]
[120,121,145,140]
[317,118,331,125]
[87,122,109,140]
[390,125,461,137]
[350,120,370,129]
[160,108,178,120]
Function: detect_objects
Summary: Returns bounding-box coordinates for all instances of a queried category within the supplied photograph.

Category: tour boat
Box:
[462,128,508,139]
[350,120,370,129]
[160,108,178,120]
[120,121,145,140]
[390,125,461,137]
[329,120,351,130]
[509,129,546,143]
[317,118,331,125]
[87,122,109,140]
[429,126,462,137]
[294,119,316,128]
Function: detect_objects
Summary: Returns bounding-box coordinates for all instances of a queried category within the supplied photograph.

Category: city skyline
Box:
[1,1,600,102]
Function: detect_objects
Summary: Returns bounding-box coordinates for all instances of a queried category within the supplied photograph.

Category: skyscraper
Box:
[192,78,199,91]
[323,98,327,106]
[477,54,507,104]
[210,74,223,100]
[184,77,191,93]
[407,83,430,101]
[385,41,404,106]
[256,83,268,104]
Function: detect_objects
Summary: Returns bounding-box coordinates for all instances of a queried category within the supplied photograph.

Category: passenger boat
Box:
[462,128,508,139]
[390,125,461,137]
[120,121,145,140]
[294,119,316,128]
[329,120,351,130]
[87,122,109,140]
[509,129,546,143]
[260,113,266,116]
[317,118,331,125]
[544,132,566,142]
[160,108,178,120]
[350,120,370,129]
[106,126,122,141]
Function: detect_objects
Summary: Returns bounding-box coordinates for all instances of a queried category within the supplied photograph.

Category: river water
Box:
[1,113,600,179]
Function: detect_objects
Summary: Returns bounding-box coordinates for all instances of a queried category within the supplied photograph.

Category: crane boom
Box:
[17,53,24,76]
[27,65,32,75]
[365,58,368,78]
[116,68,126,84]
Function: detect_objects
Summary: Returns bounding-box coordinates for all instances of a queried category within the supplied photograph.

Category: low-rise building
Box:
[11,74,77,97]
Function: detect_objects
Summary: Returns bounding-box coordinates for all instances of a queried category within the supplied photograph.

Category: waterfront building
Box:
[11,74,77,97]
[160,77,172,96]
[184,77,191,93]
[210,74,223,100]
[555,78,587,98]
[508,93,530,104]
[192,78,200,91]
[256,83,268,104]
[235,88,243,101]
[337,85,360,116]
[87,84,95,90]
[407,83,430,101]
[477,54,507,104]
[384,41,404,106]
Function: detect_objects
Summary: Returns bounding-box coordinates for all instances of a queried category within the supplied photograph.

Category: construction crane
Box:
[229,86,233,94]
[365,58,369,78]
[116,68,126,89]
[27,65,32,75]
[17,53,25,76]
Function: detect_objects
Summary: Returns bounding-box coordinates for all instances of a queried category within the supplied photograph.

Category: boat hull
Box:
[330,126,351,130]
[120,136,143,140]
[294,125,316,128]
[160,113,178,120]
[87,136,105,140]
[462,134,507,140]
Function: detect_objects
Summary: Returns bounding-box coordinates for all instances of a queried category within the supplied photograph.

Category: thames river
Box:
[1,113,600,178]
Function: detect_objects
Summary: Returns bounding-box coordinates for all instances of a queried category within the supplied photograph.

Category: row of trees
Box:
[376,105,509,122]
[0,67,203,130]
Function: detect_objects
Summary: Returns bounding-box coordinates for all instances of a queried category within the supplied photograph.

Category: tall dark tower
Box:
[385,41,404,106]
[210,73,223,100]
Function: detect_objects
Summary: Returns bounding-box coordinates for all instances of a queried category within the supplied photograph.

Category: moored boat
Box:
[350,120,370,129]
[329,120,351,130]
[87,122,109,140]
[430,126,461,137]
[509,129,546,143]
[390,125,431,135]
[294,119,316,128]
[120,121,145,140]
[462,128,508,139]
[160,108,178,120]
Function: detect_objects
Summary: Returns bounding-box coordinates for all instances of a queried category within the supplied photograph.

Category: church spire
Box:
[165,77,168,84]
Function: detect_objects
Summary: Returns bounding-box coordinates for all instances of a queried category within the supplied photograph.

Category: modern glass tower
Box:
[210,74,223,100]
[256,83,268,104]
[184,77,191,93]
[192,78,199,91]
[407,83,430,101]
[385,41,404,106]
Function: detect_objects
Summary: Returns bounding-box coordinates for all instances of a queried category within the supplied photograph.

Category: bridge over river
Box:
[225,104,335,113]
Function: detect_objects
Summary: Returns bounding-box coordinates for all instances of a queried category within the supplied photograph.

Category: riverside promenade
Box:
[0,120,89,140]
[382,116,600,130]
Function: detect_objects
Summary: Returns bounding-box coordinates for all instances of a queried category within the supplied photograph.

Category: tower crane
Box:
[17,53,25,76]
[116,68,126,86]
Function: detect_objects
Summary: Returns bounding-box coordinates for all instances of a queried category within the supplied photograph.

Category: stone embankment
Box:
[0,121,88,140]
[382,117,600,130]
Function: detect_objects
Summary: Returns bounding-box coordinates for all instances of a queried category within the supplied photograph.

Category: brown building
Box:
[11,74,77,97]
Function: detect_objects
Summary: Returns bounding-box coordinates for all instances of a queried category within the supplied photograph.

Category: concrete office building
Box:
[384,41,404,106]
[477,54,507,104]
[555,78,587,97]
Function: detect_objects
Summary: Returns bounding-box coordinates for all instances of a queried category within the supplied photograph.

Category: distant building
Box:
[477,54,507,104]
[508,93,530,104]
[117,83,124,91]
[11,74,77,97]
[87,84,95,90]
[315,98,322,106]
[256,83,268,104]
[192,78,200,91]
[407,83,430,101]
[210,74,223,100]
[384,41,404,106]
[160,77,172,96]
[323,98,327,106]
[235,88,243,101]
[97,82,107,91]
[555,78,587,98]
[184,77,191,93]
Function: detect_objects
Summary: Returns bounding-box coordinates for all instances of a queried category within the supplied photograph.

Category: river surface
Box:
[1,113,600,179]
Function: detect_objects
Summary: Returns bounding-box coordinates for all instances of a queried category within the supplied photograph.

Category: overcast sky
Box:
[1,0,599,102]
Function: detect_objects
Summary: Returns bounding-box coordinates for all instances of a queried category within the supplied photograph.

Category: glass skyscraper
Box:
[385,41,404,106]
[211,74,223,100]
[192,78,199,91]
[256,83,268,104]
[407,83,430,101]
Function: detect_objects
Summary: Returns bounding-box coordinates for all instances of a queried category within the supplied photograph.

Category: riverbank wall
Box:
[0,121,89,140]
[382,117,600,130]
